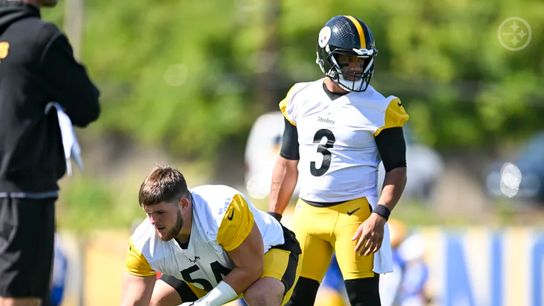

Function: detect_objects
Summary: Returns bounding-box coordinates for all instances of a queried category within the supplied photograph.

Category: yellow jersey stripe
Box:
[279,86,298,126]
[279,98,296,126]
[125,239,156,277]
[217,194,255,251]
[374,98,409,136]
[344,15,365,49]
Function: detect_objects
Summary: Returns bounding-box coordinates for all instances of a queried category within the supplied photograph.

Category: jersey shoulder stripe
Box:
[217,193,255,251]
[191,185,255,245]
[279,81,316,126]
[374,96,409,136]
[125,238,155,277]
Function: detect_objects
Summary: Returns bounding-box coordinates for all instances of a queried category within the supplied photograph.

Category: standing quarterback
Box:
[268,15,409,305]
[122,166,301,306]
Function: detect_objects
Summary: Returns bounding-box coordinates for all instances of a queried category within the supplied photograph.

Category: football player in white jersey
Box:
[121,166,301,306]
[268,15,409,306]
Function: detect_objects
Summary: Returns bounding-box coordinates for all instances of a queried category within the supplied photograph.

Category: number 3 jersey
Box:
[280,79,409,203]
[125,185,284,291]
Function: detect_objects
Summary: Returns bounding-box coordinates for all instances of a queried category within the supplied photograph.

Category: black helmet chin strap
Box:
[327,54,341,78]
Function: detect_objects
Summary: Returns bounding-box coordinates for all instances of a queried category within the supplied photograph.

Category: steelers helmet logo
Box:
[497,17,531,51]
[318,26,331,48]
[0,41,9,60]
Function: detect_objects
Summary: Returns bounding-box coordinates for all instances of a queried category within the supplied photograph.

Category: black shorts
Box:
[0,197,55,298]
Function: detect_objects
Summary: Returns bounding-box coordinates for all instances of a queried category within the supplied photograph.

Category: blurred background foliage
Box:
[42,0,543,230]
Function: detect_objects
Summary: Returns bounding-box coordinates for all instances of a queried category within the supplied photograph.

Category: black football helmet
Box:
[316,15,378,92]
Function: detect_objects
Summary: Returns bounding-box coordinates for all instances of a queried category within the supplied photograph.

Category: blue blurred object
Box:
[485,131,544,204]
[322,255,344,292]
[50,235,68,306]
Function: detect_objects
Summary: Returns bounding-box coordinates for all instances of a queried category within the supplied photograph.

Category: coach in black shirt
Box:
[0,0,100,304]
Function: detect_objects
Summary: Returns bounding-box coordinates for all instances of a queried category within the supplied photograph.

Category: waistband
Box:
[0,191,59,199]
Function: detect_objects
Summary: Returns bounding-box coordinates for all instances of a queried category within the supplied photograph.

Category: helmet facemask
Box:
[326,48,376,92]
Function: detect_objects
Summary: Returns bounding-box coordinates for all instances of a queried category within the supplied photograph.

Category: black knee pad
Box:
[285,277,320,306]
[345,275,381,306]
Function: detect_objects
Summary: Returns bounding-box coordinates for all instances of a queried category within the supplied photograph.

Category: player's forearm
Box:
[182,280,238,306]
[268,157,298,215]
[223,263,263,294]
[184,263,262,306]
[378,167,407,213]
[222,223,264,295]
[120,273,154,306]
[121,297,148,306]
[178,267,258,306]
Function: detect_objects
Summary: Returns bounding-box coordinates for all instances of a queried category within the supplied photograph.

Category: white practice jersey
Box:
[125,185,284,291]
[280,79,409,203]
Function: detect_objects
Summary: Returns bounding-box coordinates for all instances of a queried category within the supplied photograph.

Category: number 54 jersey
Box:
[125,185,285,291]
[280,79,409,203]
